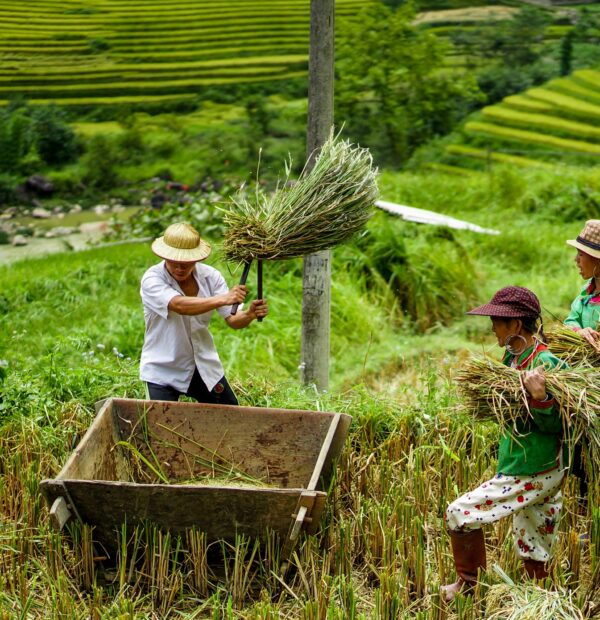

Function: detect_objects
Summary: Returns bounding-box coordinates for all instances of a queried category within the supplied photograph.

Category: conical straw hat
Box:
[151,222,212,262]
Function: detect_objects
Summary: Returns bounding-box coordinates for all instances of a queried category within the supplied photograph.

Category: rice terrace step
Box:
[0,0,369,108]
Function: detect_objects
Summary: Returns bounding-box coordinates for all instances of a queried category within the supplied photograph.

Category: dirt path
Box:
[0,230,106,264]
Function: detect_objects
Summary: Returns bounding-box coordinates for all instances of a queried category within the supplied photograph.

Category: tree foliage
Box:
[449,6,556,104]
[335,2,482,165]
[0,102,80,174]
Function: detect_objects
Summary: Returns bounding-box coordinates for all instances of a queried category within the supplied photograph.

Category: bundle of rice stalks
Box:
[485,582,584,620]
[220,132,378,264]
[455,356,600,462]
[546,324,600,367]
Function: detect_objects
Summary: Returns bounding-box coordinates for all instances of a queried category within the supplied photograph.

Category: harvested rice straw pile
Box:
[221,132,378,263]
[456,356,600,462]
[485,583,584,620]
[546,324,600,367]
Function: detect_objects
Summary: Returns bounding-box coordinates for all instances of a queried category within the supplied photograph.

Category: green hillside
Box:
[438,68,600,170]
[0,0,366,109]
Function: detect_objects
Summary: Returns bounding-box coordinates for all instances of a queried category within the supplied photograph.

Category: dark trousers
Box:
[147,368,238,406]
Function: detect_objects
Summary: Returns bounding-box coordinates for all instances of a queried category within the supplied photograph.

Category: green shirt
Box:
[564,280,600,330]
[497,346,564,476]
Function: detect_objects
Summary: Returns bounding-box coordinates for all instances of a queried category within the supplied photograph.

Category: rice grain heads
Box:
[221,133,378,263]
[546,325,600,367]
[455,356,600,465]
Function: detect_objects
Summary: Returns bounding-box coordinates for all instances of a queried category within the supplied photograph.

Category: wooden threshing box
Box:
[40,398,351,559]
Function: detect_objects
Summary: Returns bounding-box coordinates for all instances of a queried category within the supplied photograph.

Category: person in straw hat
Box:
[563,220,600,517]
[140,222,268,405]
[442,286,566,602]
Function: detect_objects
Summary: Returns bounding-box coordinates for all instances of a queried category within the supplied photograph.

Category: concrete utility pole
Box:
[300,0,334,391]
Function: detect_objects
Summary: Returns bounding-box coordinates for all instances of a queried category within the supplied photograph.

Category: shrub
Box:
[342,213,479,331]
[81,135,120,190]
[0,172,18,205]
[106,192,227,241]
[88,38,111,53]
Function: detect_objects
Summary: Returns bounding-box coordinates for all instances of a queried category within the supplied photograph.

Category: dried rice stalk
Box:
[220,132,378,263]
[546,324,600,367]
[485,582,584,620]
[456,356,600,466]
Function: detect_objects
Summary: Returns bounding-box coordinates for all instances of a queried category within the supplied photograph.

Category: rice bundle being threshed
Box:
[546,324,600,367]
[220,132,378,264]
[455,356,600,465]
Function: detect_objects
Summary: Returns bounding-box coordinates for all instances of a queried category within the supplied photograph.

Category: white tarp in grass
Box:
[375,200,500,235]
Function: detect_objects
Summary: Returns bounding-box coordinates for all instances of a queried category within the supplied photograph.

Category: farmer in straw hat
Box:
[442,287,566,602]
[140,222,268,405]
[563,220,600,514]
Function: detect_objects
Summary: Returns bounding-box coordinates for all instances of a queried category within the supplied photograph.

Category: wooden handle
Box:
[257,260,264,323]
[230,261,252,315]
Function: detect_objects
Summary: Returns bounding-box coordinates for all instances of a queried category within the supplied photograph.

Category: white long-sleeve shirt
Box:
[139,261,233,392]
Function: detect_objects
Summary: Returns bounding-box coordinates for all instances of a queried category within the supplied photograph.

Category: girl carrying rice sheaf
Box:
[563,219,600,509]
[442,287,566,602]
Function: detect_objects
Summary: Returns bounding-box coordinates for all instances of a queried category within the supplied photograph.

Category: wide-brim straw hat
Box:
[567,219,600,260]
[151,222,212,262]
[467,286,541,319]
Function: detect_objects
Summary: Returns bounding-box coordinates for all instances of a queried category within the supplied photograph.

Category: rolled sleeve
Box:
[141,275,180,319]
[211,271,237,319]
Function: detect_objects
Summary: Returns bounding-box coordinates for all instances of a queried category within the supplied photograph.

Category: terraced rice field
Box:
[0,0,366,109]
[443,68,600,171]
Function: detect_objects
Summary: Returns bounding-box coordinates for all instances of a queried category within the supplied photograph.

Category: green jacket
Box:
[564,280,600,330]
[497,345,564,476]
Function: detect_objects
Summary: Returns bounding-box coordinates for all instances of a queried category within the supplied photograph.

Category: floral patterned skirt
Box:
[446,467,564,561]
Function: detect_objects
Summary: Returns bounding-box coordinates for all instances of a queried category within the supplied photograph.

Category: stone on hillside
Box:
[45,226,76,238]
[12,235,28,246]
[79,221,108,234]
[31,207,52,219]
[70,204,82,214]
[25,175,54,197]
[0,207,17,219]
[93,204,110,215]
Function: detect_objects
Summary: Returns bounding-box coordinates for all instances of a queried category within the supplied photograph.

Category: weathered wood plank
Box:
[307,413,340,491]
[58,400,129,482]
[41,479,325,555]
[112,399,349,488]
[49,496,71,530]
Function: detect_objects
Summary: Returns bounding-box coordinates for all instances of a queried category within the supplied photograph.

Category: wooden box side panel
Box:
[42,480,308,551]
[309,413,352,492]
[58,400,128,482]
[113,400,336,488]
